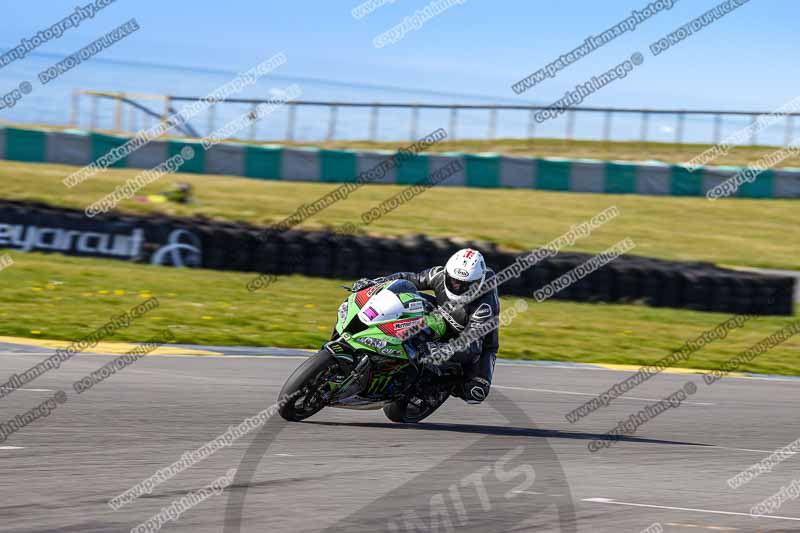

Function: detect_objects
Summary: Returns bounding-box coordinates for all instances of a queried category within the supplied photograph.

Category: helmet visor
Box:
[445,273,478,296]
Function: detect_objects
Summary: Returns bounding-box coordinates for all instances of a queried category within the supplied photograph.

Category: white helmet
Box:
[444,248,486,301]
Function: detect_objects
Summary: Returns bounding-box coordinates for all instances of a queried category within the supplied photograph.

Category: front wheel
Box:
[278,350,339,422]
[383,389,450,423]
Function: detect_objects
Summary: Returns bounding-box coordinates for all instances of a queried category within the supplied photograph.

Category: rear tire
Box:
[383,391,449,423]
[278,350,339,422]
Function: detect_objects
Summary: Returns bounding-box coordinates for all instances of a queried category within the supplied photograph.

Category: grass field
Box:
[2,160,797,271]
[1,251,799,376]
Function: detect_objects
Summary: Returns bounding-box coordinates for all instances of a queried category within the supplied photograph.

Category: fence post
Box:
[114,94,124,131]
[675,112,685,145]
[713,114,722,144]
[527,108,536,148]
[70,90,80,128]
[129,102,136,132]
[750,115,759,146]
[286,103,296,141]
[449,107,458,140]
[488,107,497,139]
[566,110,576,141]
[208,103,216,137]
[640,111,649,143]
[249,103,259,140]
[409,105,419,141]
[602,110,612,144]
[327,105,338,141]
[163,96,172,124]
[527,109,537,138]
[785,114,795,146]
[369,105,378,141]
[90,94,99,130]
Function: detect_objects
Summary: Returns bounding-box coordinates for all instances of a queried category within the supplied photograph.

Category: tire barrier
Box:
[0,199,793,315]
[4,126,800,198]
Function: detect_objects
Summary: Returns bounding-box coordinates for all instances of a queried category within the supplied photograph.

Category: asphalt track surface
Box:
[2,345,800,533]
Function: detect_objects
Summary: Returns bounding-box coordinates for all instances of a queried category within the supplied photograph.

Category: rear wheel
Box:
[278,351,340,422]
[383,389,450,423]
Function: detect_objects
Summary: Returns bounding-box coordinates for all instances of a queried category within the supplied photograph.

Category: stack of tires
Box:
[0,199,793,316]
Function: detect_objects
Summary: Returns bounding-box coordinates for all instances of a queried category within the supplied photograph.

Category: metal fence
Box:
[72,89,800,147]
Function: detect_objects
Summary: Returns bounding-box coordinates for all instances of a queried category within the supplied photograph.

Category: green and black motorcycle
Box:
[278,279,461,423]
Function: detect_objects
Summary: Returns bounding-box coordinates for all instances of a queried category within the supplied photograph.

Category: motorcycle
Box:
[278,279,462,423]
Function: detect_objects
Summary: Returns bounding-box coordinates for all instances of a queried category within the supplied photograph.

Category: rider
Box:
[352,248,499,405]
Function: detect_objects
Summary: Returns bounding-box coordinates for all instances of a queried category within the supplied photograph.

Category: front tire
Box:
[278,350,339,422]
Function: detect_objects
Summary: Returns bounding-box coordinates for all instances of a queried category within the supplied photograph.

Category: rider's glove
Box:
[419,342,454,366]
[351,276,387,292]
[351,278,374,291]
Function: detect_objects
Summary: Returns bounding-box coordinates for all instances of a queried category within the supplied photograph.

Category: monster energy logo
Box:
[367,372,393,394]
[326,342,345,353]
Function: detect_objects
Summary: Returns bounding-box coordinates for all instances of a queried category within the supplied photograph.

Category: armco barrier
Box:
[3,126,800,198]
[0,199,793,315]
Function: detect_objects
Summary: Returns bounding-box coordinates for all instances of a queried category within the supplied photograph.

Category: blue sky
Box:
[0,0,796,116]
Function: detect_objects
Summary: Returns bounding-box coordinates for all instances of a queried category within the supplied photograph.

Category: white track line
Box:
[0,446,23,450]
[7,348,799,386]
[493,385,714,406]
[496,362,800,383]
[19,388,53,392]
[583,498,800,521]
[666,524,738,531]
[216,355,309,360]
[709,445,775,454]
[27,351,800,384]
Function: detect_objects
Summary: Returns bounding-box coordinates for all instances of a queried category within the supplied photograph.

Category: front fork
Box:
[323,351,372,403]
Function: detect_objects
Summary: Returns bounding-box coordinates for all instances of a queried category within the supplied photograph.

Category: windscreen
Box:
[385,279,418,296]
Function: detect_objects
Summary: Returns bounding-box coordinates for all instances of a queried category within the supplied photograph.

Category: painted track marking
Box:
[583,497,800,521]
[710,445,775,454]
[493,385,714,406]
[666,524,738,531]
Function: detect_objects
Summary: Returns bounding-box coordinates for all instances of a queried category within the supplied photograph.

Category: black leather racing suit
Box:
[389,266,500,404]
